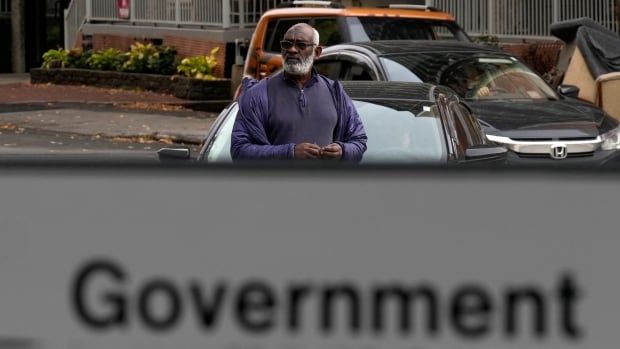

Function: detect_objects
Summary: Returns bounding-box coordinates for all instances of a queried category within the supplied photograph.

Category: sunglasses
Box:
[280,40,317,50]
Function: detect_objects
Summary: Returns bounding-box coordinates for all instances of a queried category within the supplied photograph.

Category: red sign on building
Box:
[118,0,130,19]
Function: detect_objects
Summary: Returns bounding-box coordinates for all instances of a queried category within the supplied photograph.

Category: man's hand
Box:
[294,143,322,159]
[321,143,343,160]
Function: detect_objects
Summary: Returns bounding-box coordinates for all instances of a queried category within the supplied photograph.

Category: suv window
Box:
[265,18,311,53]
[264,17,342,53]
[358,18,464,40]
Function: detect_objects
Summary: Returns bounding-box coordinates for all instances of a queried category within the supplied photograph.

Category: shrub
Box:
[87,48,127,71]
[66,48,92,69]
[151,46,179,75]
[41,43,204,77]
[176,47,219,80]
[42,48,69,69]
[121,43,178,74]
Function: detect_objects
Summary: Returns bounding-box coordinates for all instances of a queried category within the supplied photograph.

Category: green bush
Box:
[66,48,92,69]
[176,47,219,80]
[41,43,221,79]
[150,45,178,75]
[121,43,178,74]
[87,48,127,71]
[42,48,69,69]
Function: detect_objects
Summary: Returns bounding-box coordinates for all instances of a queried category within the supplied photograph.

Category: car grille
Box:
[516,151,595,159]
[511,137,598,142]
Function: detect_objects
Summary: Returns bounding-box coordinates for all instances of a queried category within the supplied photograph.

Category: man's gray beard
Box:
[283,53,314,75]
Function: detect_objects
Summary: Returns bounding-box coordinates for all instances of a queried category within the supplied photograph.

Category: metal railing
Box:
[85,0,284,28]
[65,0,87,49]
[65,0,618,47]
[430,0,619,39]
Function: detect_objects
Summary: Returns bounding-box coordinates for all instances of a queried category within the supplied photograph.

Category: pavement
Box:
[0,74,223,144]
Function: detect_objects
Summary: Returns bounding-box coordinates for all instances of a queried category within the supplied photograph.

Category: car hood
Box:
[469,99,615,140]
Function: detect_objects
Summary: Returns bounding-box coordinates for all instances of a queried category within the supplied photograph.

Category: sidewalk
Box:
[0,74,222,144]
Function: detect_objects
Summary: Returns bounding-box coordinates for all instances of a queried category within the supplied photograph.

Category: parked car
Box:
[314,40,620,165]
[242,2,471,80]
[157,81,506,165]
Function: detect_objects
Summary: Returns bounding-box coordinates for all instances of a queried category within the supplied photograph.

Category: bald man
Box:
[231,23,367,161]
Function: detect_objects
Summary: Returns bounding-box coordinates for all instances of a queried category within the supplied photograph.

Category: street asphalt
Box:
[0,74,221,145]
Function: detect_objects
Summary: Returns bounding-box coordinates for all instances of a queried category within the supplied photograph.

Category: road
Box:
[0,102,216,161]
[0,128,202,159]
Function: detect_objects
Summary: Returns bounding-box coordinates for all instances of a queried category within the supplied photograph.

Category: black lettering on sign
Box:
[70,260,585,341]
[72,259,127,330]
[138,279,182,331]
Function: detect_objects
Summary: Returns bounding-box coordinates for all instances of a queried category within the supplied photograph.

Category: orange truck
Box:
[242,2,471,80]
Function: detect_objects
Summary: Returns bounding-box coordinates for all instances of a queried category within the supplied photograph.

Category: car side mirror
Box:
[465,144,508,161]
[557,84,580,98]
[157,147,191,161]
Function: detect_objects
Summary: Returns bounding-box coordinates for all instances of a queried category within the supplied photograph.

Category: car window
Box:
[265,18,310,53]
[343,16,371,42]
[439,57,558,101]
[313,18,342,46]
[380,58,422,82]
[356,18,462,41]
[315,60,345,80]
[347,64,373,81]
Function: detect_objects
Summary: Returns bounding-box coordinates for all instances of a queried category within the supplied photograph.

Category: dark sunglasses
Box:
[280,40,317,50]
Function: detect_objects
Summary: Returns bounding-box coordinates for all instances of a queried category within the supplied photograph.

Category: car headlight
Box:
[601,126,620,150]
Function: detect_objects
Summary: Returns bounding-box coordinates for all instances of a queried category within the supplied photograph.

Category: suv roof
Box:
[260,6,457,21]
[327,40,501,55]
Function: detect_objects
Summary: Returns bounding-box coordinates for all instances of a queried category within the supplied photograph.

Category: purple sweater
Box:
[230,72,367,161]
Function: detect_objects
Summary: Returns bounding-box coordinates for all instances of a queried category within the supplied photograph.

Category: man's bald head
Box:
[285,23,320,45]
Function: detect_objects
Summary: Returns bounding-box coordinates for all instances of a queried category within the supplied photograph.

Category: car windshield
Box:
[384,53,557,101]
[351,17,468,41]
[204,100,447,164]
[439,57,558,101]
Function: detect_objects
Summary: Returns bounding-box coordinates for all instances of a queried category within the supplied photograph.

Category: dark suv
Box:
[314,40,620,166]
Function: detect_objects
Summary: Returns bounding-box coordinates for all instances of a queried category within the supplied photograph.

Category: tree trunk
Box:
[10,0,25,73]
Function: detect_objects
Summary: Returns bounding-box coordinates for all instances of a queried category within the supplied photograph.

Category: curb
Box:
[0,100,232,112]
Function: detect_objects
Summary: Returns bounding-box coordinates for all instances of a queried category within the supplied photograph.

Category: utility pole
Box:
[10,0,25,73]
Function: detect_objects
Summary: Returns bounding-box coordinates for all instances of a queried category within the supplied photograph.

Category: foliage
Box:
[121,43,178,74]
[176,47,219,80]
[86,48,127,71]
[42,49,69,69]
[66,48,92,69]
[40,43,220,79]
[149,46,178,75]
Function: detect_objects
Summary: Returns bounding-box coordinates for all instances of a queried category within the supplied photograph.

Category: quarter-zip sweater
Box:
[231,71,367,161]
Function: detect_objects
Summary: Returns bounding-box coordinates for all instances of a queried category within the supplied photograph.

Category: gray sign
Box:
[0,169,616,349]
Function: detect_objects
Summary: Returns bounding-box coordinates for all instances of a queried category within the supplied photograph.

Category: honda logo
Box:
[550,144,568,160]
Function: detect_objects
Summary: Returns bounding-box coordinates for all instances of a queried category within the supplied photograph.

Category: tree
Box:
[616,0,620,33]
[10,0,25,73]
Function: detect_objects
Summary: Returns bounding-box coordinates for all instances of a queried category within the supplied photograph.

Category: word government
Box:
[72,259,584,340]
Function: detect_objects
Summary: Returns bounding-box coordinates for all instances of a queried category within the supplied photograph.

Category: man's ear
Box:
[314,45,323,58]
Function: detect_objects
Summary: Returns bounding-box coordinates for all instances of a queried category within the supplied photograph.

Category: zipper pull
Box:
[299,89,306,108]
